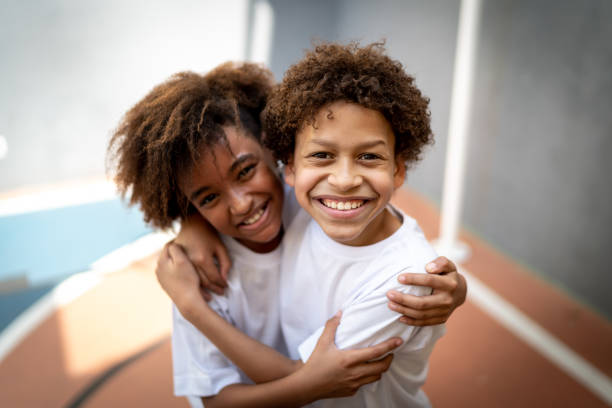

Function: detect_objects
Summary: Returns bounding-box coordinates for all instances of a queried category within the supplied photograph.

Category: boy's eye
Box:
[358,153,382,161]
[310,152,334,159]
[199,193,218,207]
[238,164,256,179]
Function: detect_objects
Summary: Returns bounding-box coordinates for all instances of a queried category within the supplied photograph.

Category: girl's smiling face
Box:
[180,126,284,253]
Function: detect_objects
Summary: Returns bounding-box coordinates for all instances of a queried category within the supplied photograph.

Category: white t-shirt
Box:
[172,185,300,408]
[280,206,445,408]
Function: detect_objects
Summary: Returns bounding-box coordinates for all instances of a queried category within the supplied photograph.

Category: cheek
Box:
[198,207,232,233]
[293,167,322,194]
[368,169,397,196]
[259,170,283,197]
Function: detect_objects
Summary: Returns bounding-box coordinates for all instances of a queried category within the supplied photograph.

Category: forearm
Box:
[178,294,300,383]
[203,372,317,408]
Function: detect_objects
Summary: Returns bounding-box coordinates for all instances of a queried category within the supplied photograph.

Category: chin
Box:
[259,223,283,243]
[322,227,362,244]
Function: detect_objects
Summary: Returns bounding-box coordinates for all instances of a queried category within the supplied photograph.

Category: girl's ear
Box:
[393,157,406,189]
[284,157,296,187]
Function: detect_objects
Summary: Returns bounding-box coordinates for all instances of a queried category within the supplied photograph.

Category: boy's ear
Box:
[393,157,407,189]
[284,156,296,187]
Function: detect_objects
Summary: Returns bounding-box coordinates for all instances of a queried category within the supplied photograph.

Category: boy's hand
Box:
[175,214,232,298]
[299,312,402,399]
[386,256,467,326]
[156,241,212,314]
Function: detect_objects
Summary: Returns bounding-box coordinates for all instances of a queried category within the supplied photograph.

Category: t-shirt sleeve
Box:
[298,266,440,362]
[171,298,244,399]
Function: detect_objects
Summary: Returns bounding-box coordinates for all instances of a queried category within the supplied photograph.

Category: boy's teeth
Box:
[322,199,364,211]
[243,207,264,225]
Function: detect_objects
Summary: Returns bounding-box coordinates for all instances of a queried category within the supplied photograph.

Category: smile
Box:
[243,206,265,225]
[320,198,366,211]
[239,200,270,228]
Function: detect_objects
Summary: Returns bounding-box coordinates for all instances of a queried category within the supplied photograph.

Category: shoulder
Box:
[379,208,437,271]
[354,211,436,296]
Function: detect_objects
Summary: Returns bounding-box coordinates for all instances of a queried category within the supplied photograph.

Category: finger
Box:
[155,246,171,284]
[397,273,456,291]
[425,256,457,274]
[199,272,225,295]
[157,242,172,266]
[193,255,225,295]
[194,265,216,294]
[167,242,189,264]
[388,293,452,313]
[199,286,212,302]
[160,241,174,262]
[399,315,448,326]
[388,289,454,311]
[355,374,384,388]
[368,353,394,372]
[389,300,449,320]
[215,244,232,284]
[347,337,401,363]
[355,354,394,379]
[318,311,342,346]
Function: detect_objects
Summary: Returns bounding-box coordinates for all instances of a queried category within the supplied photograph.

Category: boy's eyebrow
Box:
[229,153,256,173]
[309,138,388,149]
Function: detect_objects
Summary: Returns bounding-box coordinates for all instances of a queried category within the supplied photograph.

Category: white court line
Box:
[0,230,173,363]
[462,268,612,405]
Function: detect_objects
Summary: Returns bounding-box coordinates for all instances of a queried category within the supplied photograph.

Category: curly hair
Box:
[262,42,433,164]
[107,62,274,229]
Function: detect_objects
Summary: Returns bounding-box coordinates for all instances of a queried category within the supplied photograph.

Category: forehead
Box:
[303,101,394,145]
[181,127,262,188]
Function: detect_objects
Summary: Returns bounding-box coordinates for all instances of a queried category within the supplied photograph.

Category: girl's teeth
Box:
[243,208,264,225]
[322,199,364,211]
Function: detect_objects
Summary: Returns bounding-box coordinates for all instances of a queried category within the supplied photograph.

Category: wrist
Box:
[176,290,211,321]
[292,358,305,373]
[287,363,322,405]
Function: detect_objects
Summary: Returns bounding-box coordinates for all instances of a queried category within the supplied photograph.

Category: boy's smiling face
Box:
[285,101,406,246]
[180,126,284,253]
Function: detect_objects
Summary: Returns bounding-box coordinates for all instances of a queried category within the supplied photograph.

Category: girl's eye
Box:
[238,164,256,179]
[311,152,333,159]
[359,153,381,160]
[199,193,218,207]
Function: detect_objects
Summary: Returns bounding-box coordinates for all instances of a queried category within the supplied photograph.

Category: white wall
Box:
[0,0,248,190]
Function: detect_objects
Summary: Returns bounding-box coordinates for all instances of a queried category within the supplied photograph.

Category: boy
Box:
[260,41,444,407]
[110,61,462,407]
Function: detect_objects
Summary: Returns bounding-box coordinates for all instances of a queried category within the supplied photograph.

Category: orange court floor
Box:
[0,186,610,407]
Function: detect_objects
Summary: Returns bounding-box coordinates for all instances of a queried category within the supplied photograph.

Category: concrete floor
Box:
[0,187,610,407]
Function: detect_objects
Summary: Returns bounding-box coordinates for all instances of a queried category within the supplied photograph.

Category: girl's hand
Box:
[386,256,467,326]
[299,312,402,399]
[156,241,211,317]
[174,214,231,300]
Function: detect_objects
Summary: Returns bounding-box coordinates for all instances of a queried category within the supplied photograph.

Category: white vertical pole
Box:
[436,0,482,263]
[248,0,275,65]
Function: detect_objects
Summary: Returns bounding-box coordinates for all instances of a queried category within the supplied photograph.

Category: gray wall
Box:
[0,0,248,191]
[265,0,612,319]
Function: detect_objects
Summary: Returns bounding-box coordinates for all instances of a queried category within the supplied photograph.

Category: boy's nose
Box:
[328,161,363,191]
[228,189,253,216]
